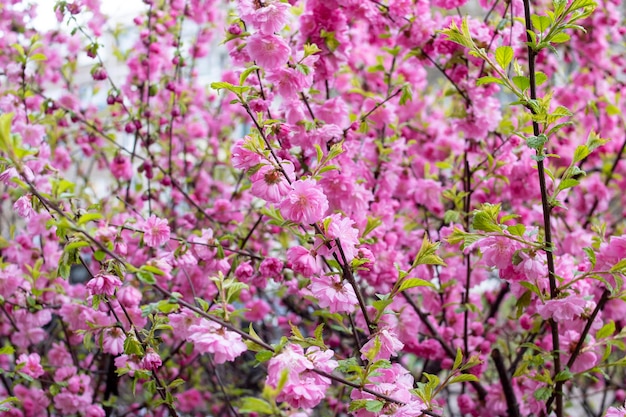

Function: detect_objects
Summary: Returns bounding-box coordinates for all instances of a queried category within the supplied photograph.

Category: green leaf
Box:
[453,348,463,370]
[255,350,274,363]
[557,178,579,192]
[239,65,260,86]
[210,82,250,96]
[0,344,15,355]
[399,84,413,106]
[554,369,573,382]
[195,297,210,312]
[583,247,596,268]
[398,278,436,292]
[535,71,548,86]
[449,374,479,384]
[93,250,106,262]
[413,235,447,266]
[526,134,548,150]
[531,15,552,32]
[136,270,156,285]
[239,397,273,415]
[507,224,526,237]
[512,76,530,91]
[0,113,14,154]
[30,53,47,61]
[610,259,626,273]
[472,210,502,233]
[123,334,144,356]
[596,321,615,339]
[365,400,384,412]
[534,386,552,401]
[303,43,322,57]
[495,46,514,69]
[550,32,571,43]
[476,76,505,86]
[573,145,590,163]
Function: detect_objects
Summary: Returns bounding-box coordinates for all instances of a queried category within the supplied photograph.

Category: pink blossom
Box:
[287,245,320,277]
[537,295,587,322]
[474,236,521,270]
[102,327,126,355]
[259,257,283,279]
[232,138,262,170]
[244,299,271,321]
[187,318,247,364]
[0,264,23,298]
[14,384,50,417]
[13,195,35,218]
[310,274,358,313]
[16,353,44,379]
[515,251,547,281]
[318,214,360,261]
[246,33,291,70]
[361,329,404,361]
[86,273,122,297]
[279,179,329,224]
[239,0,291,34]
[234,261,255,283]
[176,388,203,413]
[141,348,162,371]
[110,154,133,181]
[266,67,306,99]
[250,164,292,203]
[141,215,171,247]
[84,405,106,417]
[414,179,444,215]
[266,344,337,409]
[114,354,141,377]
[606,403,626,417]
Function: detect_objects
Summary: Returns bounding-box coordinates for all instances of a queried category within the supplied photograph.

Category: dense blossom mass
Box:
[0,0,625,416]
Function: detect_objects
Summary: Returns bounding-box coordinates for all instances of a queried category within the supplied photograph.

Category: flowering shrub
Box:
[0,0,625,416]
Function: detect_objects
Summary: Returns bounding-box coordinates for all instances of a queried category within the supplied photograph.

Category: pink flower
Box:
[361,329,404,361]
[250,164,292,203]
[279,179,329,224]
[246,33,291,70]
[13,194,35,218]
[86,273,122,296]
[235,261,255,283]
[287,245,320,277]
[85,405,106,417]
[14,384,50,417]
[141,215,171,248]
[187,319,247,364]
[239,0,291,34]
[259,257,283,279]
[474,236,521,270]
[0,264,23,298]
[232,138,262,170]
[310,274,358,313]
[244,299,271,321]
[110,154,133,181]
[102,327,126,355]
[114,354,141,377]
[537,295,586,322]
[141,348,162,371]
[16,353,44,379]
[266,344,337,409]
[515,251,547,281]
[317,214,360,261]
[266,67,306,99]
[606,402,626,417]
[413,179,443,215]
